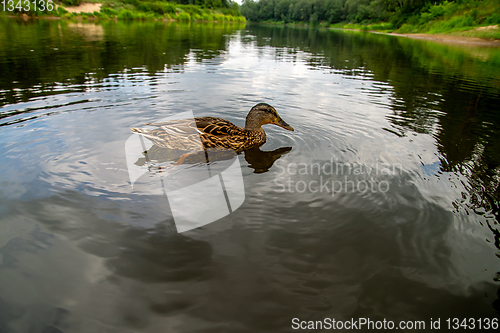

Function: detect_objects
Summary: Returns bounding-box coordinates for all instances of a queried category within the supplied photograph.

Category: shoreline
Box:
[388,32,500,47]
[4,11,500,46]
[330,27,500,46]
[258,23,500,46]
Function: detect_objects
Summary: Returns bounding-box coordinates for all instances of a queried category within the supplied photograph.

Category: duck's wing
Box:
[195,117,244,136]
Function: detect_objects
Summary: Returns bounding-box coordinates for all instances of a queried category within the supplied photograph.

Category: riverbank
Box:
[390,30,500,46]
[5,1,246,22]
[256,21,500,46]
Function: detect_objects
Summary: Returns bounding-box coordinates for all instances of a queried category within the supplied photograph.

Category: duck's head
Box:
[245,103,294,131]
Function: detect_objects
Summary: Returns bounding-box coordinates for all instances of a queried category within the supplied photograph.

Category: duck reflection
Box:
[243,146,292,173]
[134,145,292,174]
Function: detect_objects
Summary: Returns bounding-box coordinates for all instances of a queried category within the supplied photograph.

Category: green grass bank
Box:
[1,0,246,22]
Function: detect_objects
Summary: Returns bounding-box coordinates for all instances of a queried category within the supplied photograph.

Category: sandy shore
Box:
[390,32,500,46]
[61,3,102,13]
[389,25,500,46]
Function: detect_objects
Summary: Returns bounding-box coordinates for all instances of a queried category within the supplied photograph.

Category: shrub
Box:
[101,7,118,17]
[93,11,105,18]
[117,9,135,20]
[145,12,156,20]
[370,23,393,31]
[202,12,214,21]
[427,15,475,32]
[397,23,418,33]
[214,13,224,22]
[485,13,500,24]
[310,12,318,25]
[57,6,68,15]
[407,15,419,26]
[136,2,176,15]
[62,0,82,6]
[178,12,190,21]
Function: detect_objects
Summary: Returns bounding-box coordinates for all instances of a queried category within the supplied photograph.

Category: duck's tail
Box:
[131,127,146,135]
[131,127,159,140]
[131,127,161,144]
[131,127,174,149]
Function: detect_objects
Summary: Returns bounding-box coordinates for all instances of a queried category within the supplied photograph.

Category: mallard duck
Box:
[131,103,294,160]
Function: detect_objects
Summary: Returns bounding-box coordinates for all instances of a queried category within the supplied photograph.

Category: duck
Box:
[131,103,294,164]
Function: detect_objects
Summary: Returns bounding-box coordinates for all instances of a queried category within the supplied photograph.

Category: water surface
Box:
[1,19,500,332]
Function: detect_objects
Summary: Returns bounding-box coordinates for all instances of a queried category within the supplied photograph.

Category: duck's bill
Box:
[276,119,294,131]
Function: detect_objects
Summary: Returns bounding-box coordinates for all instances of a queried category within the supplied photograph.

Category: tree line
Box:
[240,0,498,28]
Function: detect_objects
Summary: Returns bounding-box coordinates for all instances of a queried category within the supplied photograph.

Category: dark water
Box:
[1,18,500,332]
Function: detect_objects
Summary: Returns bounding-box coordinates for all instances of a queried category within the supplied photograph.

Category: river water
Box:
[1,19,500,332]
